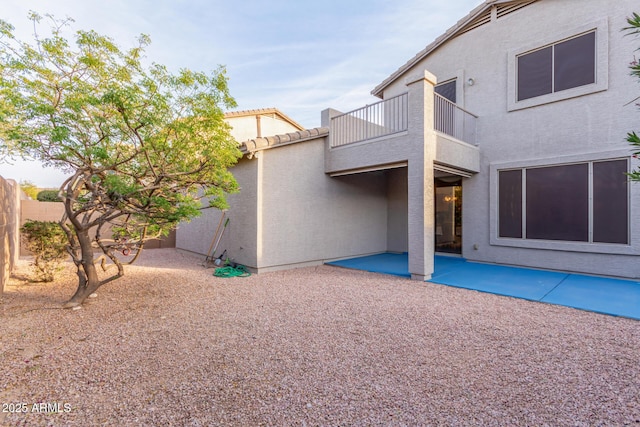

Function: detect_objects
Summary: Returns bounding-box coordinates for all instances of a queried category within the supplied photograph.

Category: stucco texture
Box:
[381,0,640,279]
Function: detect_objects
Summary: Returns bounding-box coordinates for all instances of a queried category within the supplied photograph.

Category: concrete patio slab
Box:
[327,253,640,320]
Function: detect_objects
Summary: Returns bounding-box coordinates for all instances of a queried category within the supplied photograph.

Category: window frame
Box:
[507,19,608,111]
[490,150,634,255]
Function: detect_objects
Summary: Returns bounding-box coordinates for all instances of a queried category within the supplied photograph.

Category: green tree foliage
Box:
[0,13,241,306]
[626,13,640,181]
[36,189,61,202]
[20,220,68,282]
[19,180,39,199]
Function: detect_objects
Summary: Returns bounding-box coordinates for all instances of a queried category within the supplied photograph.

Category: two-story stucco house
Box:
[177,0,640,281]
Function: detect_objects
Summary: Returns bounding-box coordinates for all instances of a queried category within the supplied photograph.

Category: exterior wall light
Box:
[467,78,475,86]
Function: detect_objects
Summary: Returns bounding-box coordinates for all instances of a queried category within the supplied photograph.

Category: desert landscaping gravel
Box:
[1,248,639,426]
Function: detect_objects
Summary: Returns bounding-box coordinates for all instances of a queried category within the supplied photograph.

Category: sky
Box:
[0,0,482,188]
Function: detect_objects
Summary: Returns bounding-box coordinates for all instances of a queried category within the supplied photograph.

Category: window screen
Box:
[498,170,522,238]
[517,31,596,101]
[498,159,628,244]
[554,32,596,92]
[525,164,589,241]
[593,160,628,244]
[517,47,552,101]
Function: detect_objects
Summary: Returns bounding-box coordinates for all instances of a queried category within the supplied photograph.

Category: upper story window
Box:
[517,32,595,101]
[435,79,457,103]
[507,20,607,111]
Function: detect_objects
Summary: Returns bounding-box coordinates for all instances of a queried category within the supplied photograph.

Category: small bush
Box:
[20,220,68,282]
[20,180,39,199]
[36,190,61,202]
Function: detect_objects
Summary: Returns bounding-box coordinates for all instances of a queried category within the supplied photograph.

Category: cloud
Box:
[1,0,485,185]
[224,0,484,127]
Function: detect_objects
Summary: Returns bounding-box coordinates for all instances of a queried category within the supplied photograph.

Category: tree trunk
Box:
[62,229,103,308]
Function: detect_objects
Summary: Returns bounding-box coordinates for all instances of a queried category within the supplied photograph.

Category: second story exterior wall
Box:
[374,0,640,278]
[379,0,637,163]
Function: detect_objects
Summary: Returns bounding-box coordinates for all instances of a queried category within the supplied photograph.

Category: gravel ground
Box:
[1,248,639,426]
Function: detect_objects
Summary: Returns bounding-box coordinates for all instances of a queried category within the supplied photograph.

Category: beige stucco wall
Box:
[386,167,408,253]
[256,137,388,270]
[175,156,259,267]
[21,199,65,225]
[380,0,640,278]
[176,133,409,272]
[227,115,301,143]
[0,176,20,294]
[20,198,174,255]
[20,199,66,255]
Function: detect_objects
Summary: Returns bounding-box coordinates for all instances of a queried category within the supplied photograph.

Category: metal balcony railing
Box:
[434,93,478,145]
[329,92,478,148]
[330,93,408,148]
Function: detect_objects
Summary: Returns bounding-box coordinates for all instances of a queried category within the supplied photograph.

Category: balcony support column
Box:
[405,71,437,281]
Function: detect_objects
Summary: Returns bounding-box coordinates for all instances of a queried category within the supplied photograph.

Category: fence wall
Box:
[20,200,175,254]
[0,176,20,295]
[20,199,65,256]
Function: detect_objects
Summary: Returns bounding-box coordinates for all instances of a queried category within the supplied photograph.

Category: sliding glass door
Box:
[435,178,462,254]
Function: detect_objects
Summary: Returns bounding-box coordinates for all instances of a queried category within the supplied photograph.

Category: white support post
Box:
[405,71,438,281]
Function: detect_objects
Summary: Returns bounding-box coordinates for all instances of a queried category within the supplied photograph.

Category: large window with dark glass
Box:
[517,31,596,101]
[526,163,589,241]
[498,159,628,244]
[593,160,628,244]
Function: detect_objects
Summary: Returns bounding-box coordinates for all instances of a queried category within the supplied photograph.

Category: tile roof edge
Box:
[240,126,329,155]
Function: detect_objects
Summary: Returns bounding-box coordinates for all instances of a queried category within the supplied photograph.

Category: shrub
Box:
[36,190,61,202]
[19,180,39,199]
[20,220,68,282]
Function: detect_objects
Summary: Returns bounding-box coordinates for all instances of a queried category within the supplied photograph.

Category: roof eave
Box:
[371,0,498,98]
[240,126,329,157]
[225,108,305,131]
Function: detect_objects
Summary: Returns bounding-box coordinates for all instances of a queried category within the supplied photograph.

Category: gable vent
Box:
[456,8,492,36]
[496,0,538,19]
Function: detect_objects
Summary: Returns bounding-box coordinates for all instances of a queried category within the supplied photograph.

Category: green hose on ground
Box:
[213,265,251,278]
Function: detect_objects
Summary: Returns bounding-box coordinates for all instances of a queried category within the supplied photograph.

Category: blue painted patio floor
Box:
[326,253,640,320]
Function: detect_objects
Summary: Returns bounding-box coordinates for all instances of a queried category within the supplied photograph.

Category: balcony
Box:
[326,84,480,177]
[329,92,477,148]
[330,93,409,148]
[433,93,478,145]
